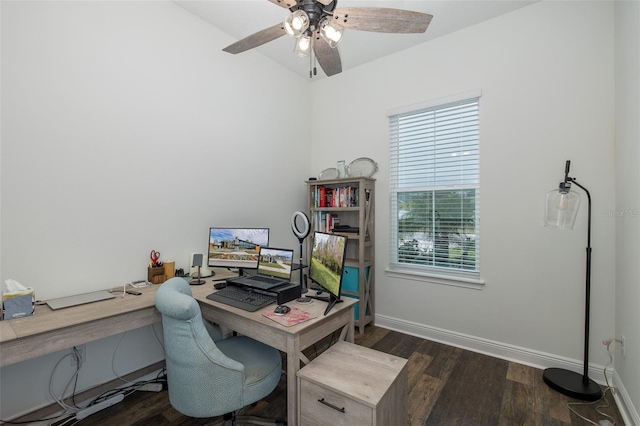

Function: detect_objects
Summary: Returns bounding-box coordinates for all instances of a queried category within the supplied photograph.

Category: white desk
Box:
[0,274,355,425]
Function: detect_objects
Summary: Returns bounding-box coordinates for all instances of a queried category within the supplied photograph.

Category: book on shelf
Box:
[313,185,360,208]
[314,212,341,233]
[319,186,327,207]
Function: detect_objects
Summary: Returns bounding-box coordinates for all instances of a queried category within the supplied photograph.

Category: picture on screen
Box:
[208,228,269,270]
[309,231,347,298]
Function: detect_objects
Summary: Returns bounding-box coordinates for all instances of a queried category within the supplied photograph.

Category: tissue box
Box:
[2,289,35,320]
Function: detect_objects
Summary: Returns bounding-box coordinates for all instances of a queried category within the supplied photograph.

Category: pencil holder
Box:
[148,267,166,285]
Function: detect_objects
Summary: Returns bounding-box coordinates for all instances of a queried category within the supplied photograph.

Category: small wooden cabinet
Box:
[306,177,375,334]
[297,341,408,426]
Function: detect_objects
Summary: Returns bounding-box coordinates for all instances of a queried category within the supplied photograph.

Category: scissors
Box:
[150,250,160,267]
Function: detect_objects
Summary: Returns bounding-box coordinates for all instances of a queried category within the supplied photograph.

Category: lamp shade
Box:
[545,186,581,230]
[284,10,309,38]
[294,34,311,57]
[319,19,343,48]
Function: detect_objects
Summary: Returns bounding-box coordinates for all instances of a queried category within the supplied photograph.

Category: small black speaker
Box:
[265,283,302,305]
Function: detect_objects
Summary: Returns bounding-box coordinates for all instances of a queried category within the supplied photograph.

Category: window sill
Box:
[385,266,485,289]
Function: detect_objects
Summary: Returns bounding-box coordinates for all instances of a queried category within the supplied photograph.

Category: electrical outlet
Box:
[621,335,626,359]
[70,344,86,367]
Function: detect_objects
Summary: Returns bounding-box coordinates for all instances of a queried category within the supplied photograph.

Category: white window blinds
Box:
[389,93,480,278]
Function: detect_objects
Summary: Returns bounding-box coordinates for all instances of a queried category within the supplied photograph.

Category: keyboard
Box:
[206,286,276,312]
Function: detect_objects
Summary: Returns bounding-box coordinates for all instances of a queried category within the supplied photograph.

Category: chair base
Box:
[209,411,285,426]
[232,415,285,425]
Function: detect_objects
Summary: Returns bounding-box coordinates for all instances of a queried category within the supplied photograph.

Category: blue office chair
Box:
[155,278,284,425]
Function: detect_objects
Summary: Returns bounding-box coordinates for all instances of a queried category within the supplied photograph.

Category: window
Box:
[388,91,480,283]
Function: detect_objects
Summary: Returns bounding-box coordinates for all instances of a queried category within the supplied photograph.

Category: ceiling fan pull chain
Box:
[313,48,317,76]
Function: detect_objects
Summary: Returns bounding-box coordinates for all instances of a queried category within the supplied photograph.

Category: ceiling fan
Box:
[222,0,433,78]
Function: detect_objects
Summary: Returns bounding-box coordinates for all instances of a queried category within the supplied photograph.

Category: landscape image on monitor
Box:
[208,228,269,269]
[258,248,293,279]
[310,232,346,297]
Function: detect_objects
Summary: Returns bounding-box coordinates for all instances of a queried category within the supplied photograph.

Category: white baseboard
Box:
[375,314,637,425]
[612,369,640,426]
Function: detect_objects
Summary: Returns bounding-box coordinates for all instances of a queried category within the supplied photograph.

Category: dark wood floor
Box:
[52,325,624,425]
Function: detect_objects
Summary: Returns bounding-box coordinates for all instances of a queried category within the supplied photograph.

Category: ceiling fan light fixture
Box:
[294,34,311,57]
[284,10,310,38]
[319,18,343,48]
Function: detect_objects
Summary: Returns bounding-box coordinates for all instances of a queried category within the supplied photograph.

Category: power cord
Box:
[1,324,167,426]
[111,323,165,383]
[90,372,167,406]
[0,350,83,425]
[49,349,82,412]
[567,339,622,425]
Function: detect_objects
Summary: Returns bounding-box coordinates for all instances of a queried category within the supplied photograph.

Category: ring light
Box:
[291,211,310,240]
[291,211,311,298]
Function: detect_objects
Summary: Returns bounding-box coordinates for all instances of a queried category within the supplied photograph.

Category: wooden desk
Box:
[191,284,355,425]
[0,274,355,426]
[0,284,162,367]
[0,270,239,367]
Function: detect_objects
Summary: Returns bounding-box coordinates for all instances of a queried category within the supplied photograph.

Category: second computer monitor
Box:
[309,231,347,315]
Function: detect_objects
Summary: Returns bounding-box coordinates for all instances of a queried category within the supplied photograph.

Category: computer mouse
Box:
[274,305,291,316]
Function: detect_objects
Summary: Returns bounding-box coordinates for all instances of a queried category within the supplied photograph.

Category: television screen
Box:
[207,228,269,271]
[309,231,347,315]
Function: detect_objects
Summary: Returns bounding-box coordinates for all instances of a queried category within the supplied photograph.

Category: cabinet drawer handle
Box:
[318,398,345,413]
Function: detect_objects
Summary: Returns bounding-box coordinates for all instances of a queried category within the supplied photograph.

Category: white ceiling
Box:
[174,0,539,80]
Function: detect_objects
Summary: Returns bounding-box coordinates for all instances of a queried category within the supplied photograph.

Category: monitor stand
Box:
[307,293,343,316]
[236,267,256,277]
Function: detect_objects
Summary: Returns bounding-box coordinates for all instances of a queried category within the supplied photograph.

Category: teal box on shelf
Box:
[341,266,370,319]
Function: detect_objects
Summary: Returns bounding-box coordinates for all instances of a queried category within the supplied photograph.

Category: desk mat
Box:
[262,307,317,327]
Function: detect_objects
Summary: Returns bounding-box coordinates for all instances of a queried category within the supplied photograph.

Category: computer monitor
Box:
[308,231,347,315]
[207,228,269,274]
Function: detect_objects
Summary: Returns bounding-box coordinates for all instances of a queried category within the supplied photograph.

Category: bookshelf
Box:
[306,177,375,334]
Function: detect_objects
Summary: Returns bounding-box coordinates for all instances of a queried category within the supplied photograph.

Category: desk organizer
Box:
[148,267,166,285]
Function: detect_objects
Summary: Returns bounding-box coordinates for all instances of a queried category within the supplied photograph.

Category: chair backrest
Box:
[155,278,246,418]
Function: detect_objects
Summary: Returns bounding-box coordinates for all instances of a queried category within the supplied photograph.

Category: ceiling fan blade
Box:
[223,23,287,54]
[316,0,334,5]
[331,7,433,34]
[314,36,342,77]
[267,0,298,9]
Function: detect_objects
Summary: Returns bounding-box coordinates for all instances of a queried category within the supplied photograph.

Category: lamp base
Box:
[543,367,602,401]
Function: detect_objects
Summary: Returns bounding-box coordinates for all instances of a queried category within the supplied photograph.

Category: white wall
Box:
[0,1,310,419]
[2,0,637,422]
[311,0,618,385]
[615,0,640,422]
[1,1,312,299]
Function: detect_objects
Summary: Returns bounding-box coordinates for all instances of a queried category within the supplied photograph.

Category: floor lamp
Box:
[543,160,602,401]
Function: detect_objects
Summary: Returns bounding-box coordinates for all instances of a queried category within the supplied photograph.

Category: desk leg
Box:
[286,336,301,425]
[349,310,355,342]
[336,306,355,344]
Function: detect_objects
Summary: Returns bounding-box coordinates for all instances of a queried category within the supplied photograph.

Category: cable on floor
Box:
[567,340,621,425]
